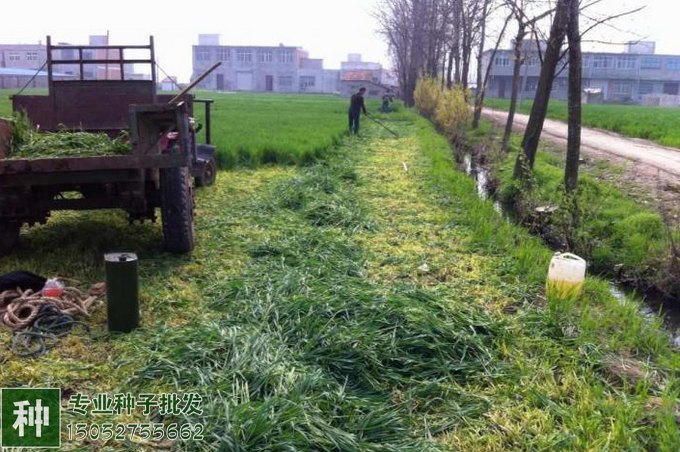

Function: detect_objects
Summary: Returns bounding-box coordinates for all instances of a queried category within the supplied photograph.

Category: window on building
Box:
[663,82,679,95]
[525,55,539,66]
[237,49,252,63]
[278,76,293,87]
[258,50,273,63]
[278,50,294,63]
[592,55,612,68]
[583,56,591,68]
[638,81,654,95]
[611,81,632,95]
[217,48,230,61]
[524,77,538,91]
[299,76,315,89]
[8,52,20,61]
[666,59,680,71]
[196,46,211,61]
[25,52,39,61]
[495,55,510,66]
[616,56,636,70]
[640,57,662,70]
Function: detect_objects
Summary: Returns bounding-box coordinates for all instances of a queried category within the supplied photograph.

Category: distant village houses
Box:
[191,34,397,97]
[483,41,680,106]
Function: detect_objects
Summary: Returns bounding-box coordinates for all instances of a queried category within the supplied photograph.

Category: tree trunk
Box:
[502,24,526,153]
[471,0,490,129]
[446,47,455,88]
[564,0,581,193]
[513,0,570,180]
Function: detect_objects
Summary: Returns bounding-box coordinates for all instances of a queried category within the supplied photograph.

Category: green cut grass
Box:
[485,97,680,148]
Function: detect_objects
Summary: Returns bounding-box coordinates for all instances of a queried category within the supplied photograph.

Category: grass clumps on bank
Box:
[402,113,680,450]
[494,143,680,298]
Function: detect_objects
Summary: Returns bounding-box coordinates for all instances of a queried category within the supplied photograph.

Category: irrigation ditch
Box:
[454,146,680,346]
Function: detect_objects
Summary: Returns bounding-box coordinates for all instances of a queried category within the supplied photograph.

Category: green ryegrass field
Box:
[485,97,680,148]
[193,92,352,168]
[0,91,678,449]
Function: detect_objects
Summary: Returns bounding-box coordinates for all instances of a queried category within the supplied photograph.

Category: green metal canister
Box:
[105,252,139,333]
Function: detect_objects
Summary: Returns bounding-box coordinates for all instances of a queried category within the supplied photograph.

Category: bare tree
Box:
[501,1,554,152]
[472,7,512,128]
[376,0,457,105]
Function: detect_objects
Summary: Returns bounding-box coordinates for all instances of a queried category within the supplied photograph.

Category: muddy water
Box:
[459,153,680,345]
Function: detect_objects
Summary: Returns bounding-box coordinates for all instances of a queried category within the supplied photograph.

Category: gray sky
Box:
[0,0,673,83]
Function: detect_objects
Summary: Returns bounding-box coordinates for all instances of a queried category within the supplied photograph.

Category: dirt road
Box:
[483,108,680,216]
[484,108,680,177]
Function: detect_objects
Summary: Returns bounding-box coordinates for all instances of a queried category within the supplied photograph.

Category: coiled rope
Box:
[0,283,104,357]
[1,287,98,330]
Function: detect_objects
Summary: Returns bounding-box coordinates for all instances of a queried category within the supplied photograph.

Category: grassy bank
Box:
[0,97,678,449]
[485,97,680,148]
[479,127,680,298]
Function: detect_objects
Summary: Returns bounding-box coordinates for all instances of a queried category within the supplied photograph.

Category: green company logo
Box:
[1,388,61,448]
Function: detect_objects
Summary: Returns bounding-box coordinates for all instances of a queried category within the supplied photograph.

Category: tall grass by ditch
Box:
[410,113,680,450]
[490,137,680,298]
[485,97,680,148]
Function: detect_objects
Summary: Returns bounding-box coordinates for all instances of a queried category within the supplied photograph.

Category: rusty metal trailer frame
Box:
[0,36,212,253]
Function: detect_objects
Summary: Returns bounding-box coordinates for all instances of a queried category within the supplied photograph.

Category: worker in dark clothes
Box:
[348,87,367,134]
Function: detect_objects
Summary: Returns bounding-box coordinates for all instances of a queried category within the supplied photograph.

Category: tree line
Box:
[376,0,642,199]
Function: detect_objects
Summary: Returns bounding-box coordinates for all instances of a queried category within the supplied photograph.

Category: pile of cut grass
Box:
[127,149,504,449]
[485,97,680,148]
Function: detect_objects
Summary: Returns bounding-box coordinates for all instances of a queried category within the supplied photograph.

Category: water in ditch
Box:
[460,153,680,347]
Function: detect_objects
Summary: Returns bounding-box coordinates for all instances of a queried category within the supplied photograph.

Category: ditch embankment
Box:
[456,115,680,340]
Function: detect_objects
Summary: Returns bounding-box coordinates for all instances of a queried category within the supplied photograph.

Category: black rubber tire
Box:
[0,221,21,255]
[160,166,195,253]
[195,158,217,187]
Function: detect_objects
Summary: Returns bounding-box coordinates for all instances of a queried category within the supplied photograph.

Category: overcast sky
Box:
[0,0,673,83]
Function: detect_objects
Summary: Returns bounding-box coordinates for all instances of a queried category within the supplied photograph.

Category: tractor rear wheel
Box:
[160,166,194,253]
[0,221,21,255]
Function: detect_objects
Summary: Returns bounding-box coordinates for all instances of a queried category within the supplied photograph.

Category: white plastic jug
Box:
[546,252,586,299]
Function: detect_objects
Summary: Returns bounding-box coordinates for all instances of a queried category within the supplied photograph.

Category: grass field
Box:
[485,97,680,148]
[0,91,678,449]
[193,92,353,168]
